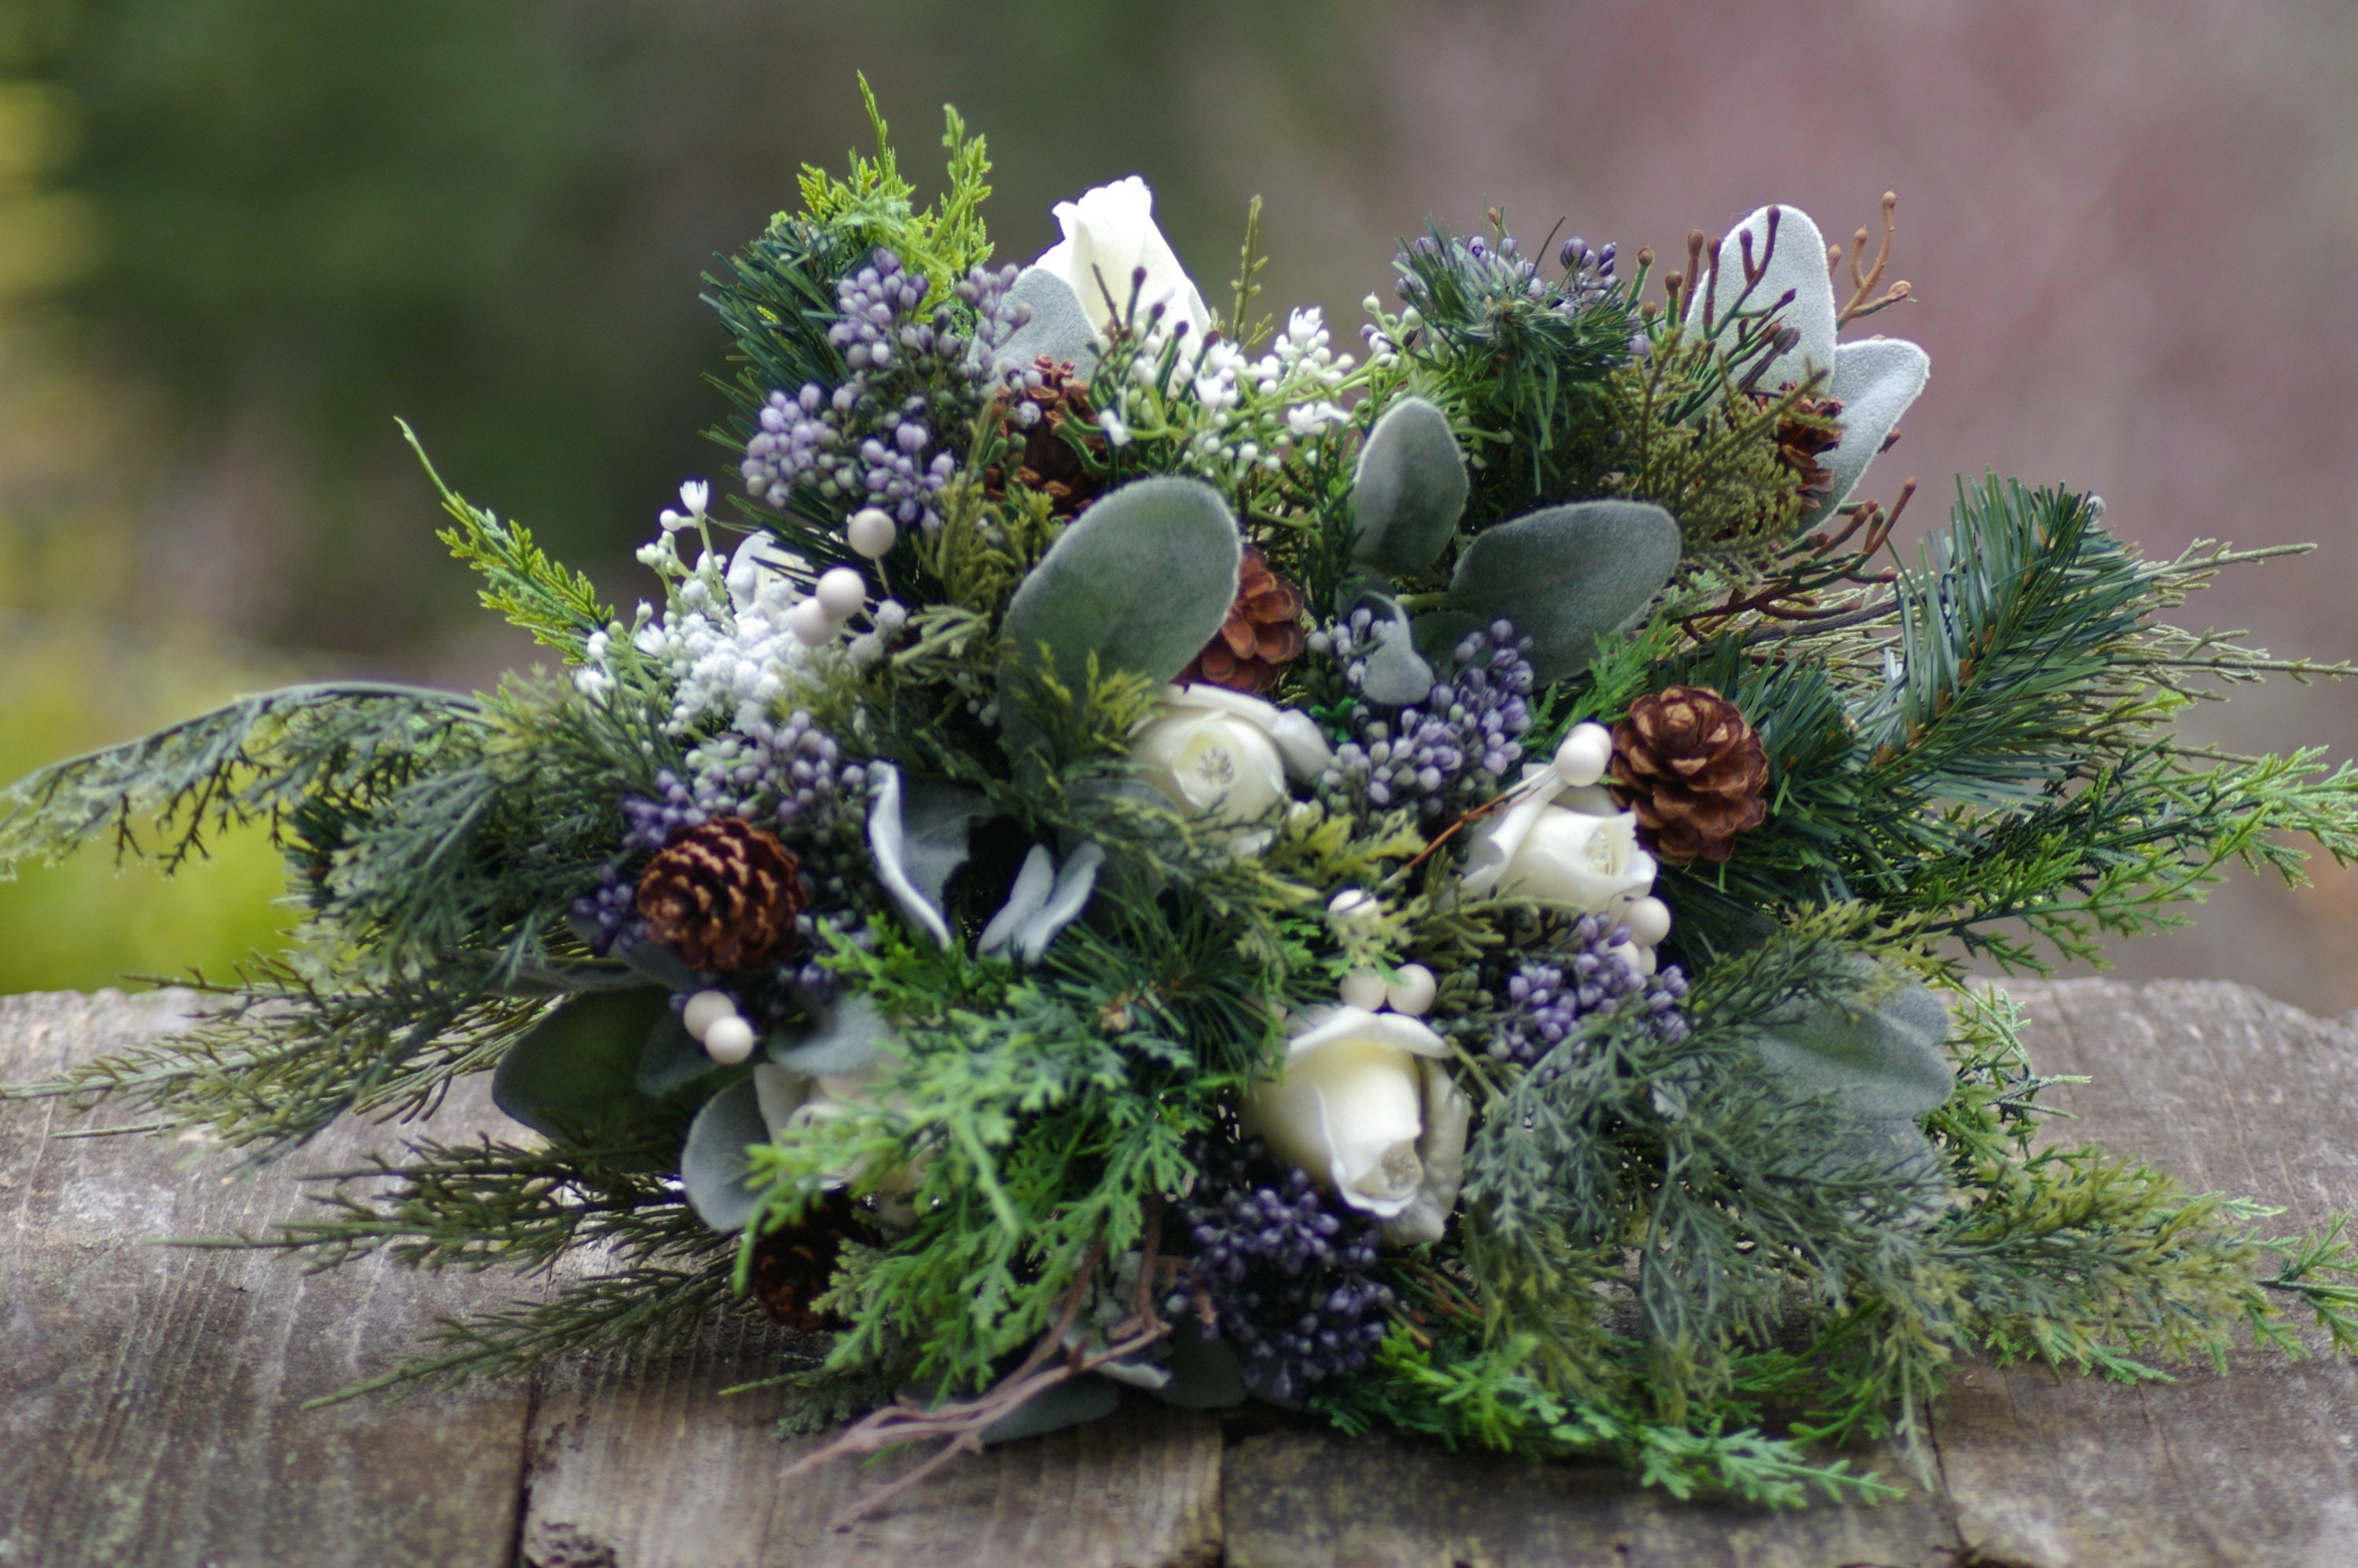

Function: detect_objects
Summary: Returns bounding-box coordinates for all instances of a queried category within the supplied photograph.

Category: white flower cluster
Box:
[573,501,810,736]
[1154,306,1353,483]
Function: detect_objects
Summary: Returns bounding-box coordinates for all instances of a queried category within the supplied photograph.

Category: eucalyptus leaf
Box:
[1144,1319,1248,1410]
[1350,396,1466,575]
[1807,338,1930,526]
[680,1075,769,1232]
[993,267,1100,378]
[978,1374,1122,1445]
[637,1007,722,1098]
[492,989,679,1146]
[613,930,700,993]
[1447,501,1680,683]
[997,476,1241,747]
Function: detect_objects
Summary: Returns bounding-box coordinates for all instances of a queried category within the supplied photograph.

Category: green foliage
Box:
[794,77,994,296]
[413,421,608,658]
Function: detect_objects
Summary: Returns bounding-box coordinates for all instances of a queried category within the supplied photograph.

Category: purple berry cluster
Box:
[1478,912,1690,1069]
[740,249,1029,532]
[1314,615,1535,822]
[1166,1140,1394,1403]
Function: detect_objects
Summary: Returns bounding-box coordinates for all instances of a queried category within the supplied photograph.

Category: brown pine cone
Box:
[747,1188,877,1332]
[984,354,1104,517]
[1747,384,1844,505]
[1606,685,1770,865]
[1177,545,1308,694]
[635,817,808,971]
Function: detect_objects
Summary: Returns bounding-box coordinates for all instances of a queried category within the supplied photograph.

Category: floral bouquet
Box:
[12,88,2358,1511]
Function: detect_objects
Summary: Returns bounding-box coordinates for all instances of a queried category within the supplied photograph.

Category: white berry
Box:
[815,566,868,619]
[1552,722,1614,788]
[1622,895,1673,948]
[1385,963,1438,1016]
[703,1015,758,1064]
[1328,888,1379,927]
[1339,969,1388,1011]
[682,990,736,1042]
[847,507,898,559]
[1609,941,1658,978]
[786,597,839,646]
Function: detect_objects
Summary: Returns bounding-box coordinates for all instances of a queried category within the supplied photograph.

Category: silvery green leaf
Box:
[1806,338,1930,526]
[1348,590,1436,705]
[1144,1319,1248,1410]
[978,844,1056,957]
[679,1076,769,1232]
[769,993,894,1078]
[1447,501,1680,683]
[637,1006,723,1098]
[977,1374,1122,1445]
[1351,396,1466,575]
[613,930,699,993]
[997,479,1241,751]
[994,267,1100,378]
[1687,204,1837,389]
[1752,972,1952,1123]
[866,765,990,948]
[1410,609,1484,666]
[1017,841,1105,964]
[492,989,677,1148]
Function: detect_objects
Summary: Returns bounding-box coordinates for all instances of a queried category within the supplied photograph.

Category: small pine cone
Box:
[1762,384,1845,505]
[985,354,1104,516]
[1606,685,1769,865]
[635,817,808,971]
[1178,546,1308,693]
[747,1188,877,1333]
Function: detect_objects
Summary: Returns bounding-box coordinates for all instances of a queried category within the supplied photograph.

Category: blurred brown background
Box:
[3,0,2356,1006]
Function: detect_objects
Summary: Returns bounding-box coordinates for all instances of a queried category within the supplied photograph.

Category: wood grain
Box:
[9,979,2358,1566]
[0,989,534,1568]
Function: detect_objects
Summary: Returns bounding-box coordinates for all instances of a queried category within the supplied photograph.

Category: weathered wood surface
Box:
[4,977,2357,1567]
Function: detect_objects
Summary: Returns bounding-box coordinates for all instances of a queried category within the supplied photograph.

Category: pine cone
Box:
[985,354,1104,516]
[747,1188,877,1332]
[1761,385,1844,505]
[635,817,808,971]
[1606,685,1770,865]
[1177,546,1308,693]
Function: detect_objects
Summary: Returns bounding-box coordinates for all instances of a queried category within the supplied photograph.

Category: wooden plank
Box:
[520,1335,1225,1568]
[0,988,534,1568]
[1933,979,2358,1568]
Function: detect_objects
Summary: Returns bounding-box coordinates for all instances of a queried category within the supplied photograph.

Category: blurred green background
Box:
[6,0,2358,1006]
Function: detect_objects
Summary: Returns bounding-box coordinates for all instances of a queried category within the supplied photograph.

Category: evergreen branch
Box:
[407,420,609,655]
[0,682,481,876]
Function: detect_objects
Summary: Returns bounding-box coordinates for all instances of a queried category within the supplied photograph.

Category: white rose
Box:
[753,1052,921,1222]
[1033,176,1211,341]
[1460,766,1657,917]
[1241,1006,1471,1244]
[1131,685,1333,843]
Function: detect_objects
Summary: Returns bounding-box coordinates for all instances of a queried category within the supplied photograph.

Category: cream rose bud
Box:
[1131,685,1334,838]
[1242,1007,1468,1245]
[1033,176,1211,341]
[1460,766,1658,917]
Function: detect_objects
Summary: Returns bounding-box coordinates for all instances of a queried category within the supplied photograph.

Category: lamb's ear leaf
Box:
[994,268,1100,377]
[1805,338,1930,526]
[868,765,991,947]
[1351,396,1467,575]
[1446,501,1680,683]
[768,993,894,1077]
[1687,203,1838,389]
[493,989,680,1148]
[679,1076,769,1232]
[997,477,1241,747]
[1752,975,1952,1123]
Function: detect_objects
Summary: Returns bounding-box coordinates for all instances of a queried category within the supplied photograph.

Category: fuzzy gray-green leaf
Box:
[994,268,1100,378]
[680,1076,769,1232]
[1351,396,1467,575]
[997,476,1241,734]
[1751,976,1952,1124]
[1447,501,1680,683]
